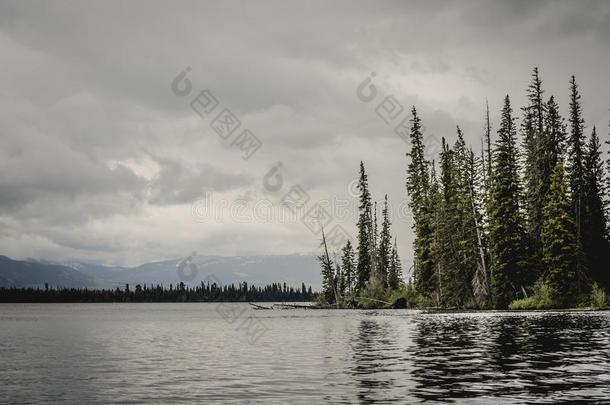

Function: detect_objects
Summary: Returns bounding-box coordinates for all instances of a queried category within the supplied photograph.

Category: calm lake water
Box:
[1,304,610,404]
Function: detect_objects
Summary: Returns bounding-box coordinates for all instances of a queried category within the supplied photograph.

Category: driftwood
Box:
[274,303,325,309]
[249,303,273,310]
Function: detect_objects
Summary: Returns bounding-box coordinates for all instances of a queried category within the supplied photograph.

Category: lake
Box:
[1,304,610,404]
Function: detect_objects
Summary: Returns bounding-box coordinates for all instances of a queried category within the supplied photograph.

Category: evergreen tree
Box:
[606,118,610,232]
[521,67,546,283]
[542,96,567,174]
[451,128,480,306]
[488,95,528,308]
[567,75,586,292]
[434,138,465,307]
[484,99,493,182]
[542,161,579,306]
[370,201,380,284]
[356,161,372,292]
[388,237,403,290]
[341,240,356,299]
[378,194,392,287]
[406,107,434,296]
[428,161,444,304]
[582,127,610,288]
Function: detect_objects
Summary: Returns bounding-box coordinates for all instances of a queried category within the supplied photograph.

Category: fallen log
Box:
[274,303,321,309]
[249,303,273,310]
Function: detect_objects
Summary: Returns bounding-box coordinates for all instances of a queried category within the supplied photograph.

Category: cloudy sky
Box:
[1,0,609,266]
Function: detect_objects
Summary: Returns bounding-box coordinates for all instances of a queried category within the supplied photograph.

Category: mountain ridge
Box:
[0,254,321,289]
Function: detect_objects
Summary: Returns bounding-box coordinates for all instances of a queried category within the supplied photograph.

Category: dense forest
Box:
[0,281,316,303]
[320,68,610,310]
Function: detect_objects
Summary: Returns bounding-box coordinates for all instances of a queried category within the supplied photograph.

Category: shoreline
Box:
[2,301,608,312]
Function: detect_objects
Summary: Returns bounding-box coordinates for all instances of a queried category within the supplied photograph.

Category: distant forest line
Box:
[319,67,610,310]
[0,282,317,303]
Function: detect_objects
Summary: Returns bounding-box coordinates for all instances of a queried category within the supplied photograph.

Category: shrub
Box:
[590,283,607,309]
[356,278,388,309]
[509,282,556,310]
[384,283,414,306]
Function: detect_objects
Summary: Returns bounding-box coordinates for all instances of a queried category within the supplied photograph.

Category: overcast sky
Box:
[1,0,609,266]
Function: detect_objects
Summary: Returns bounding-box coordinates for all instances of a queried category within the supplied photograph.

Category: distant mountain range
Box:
[0,254,320,289]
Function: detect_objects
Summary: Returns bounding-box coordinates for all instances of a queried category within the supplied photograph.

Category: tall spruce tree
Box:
[567,75,586,292]
[434,137,467,307]
[542,96,567,178]
[484,99,493,182]
[582,127,610,288]
[521,68,546,284]
[406,107,434,296]
[606,118,610,230]
[341,240,356,299]
[451,128,480,306]
[542,161,579,307]
[371,201,380,283]
[489,95,528,308]
[428,161,444,304]
[378,195,392,288]
[356,162,372,292]
[388,237,403,290]
[606,118,610,233]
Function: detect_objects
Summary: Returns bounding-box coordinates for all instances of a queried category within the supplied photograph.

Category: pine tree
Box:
[388,237,403,290]
[582,127,610,288]
[428,161,444,305]
[567,75,586,292]
[434,137,467,307]
[489,95,528,308]
[521,67,546,283]
[378,195,392,287]
[356,161,372,292]
[484,99,493,182]
[451,128,480,306]
[606,118,610,233]
[371,201,380,284]
[540,96,567,194]
[406,107,434,296]
[341,240,356,299]
[542,161,579,306]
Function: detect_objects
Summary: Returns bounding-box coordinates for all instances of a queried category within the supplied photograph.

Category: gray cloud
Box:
[147,157,251,205]
[1,0,609,265]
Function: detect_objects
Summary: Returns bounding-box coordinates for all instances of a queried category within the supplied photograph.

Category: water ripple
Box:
[1,305,610,403]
